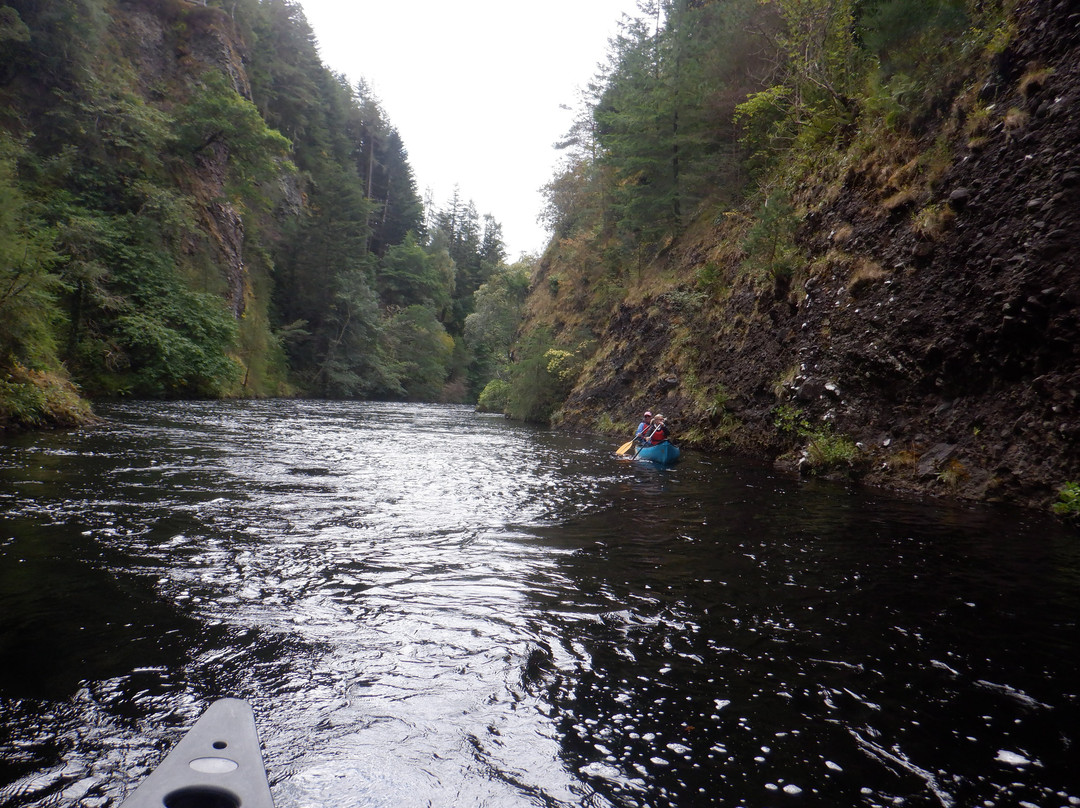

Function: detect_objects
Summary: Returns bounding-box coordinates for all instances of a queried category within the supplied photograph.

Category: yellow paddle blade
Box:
[616,440,635,456]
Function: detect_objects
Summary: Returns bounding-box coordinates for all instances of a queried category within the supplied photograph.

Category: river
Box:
[0,400,1077,808]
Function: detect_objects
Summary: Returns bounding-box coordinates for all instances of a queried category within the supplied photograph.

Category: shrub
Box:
[593,412,620,434]
[774,403,811,438]
[1051,482,1080,521]
[912,203,955,240]
[743,192,801,284]
[476,378,510,413]
[805,430,859,472]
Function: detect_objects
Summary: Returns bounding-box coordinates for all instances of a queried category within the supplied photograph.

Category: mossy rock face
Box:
[0,365,96,432]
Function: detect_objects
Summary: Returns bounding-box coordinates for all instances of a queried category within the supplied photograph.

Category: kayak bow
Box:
[119,698,274,808]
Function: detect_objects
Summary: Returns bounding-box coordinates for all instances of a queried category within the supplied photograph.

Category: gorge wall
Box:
[542,0,1079,512]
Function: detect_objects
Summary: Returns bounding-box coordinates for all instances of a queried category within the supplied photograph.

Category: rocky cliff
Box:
[114,0,253,317]
[545,0,1079,512]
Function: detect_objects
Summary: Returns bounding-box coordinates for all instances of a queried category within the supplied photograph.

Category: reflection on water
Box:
[1,400,1078,807]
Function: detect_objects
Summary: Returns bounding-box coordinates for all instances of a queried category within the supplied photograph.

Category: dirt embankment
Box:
[560,0,1080,512]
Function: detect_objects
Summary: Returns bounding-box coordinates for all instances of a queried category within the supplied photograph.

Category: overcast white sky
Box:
[297,0,642,259]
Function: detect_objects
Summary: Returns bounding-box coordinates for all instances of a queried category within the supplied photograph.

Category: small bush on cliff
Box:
[1051,482,1080,522]
[776,405,860,475]
[937,458,969,488]
[742,192,801,288]
[805,430,859,473]
[774,403,812,438]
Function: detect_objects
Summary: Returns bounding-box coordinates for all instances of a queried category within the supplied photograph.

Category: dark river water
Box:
[1,401,1078,808]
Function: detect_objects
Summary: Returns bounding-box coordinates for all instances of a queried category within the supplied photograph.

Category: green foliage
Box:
[0,363,93,430]
[313,267,386,398]
[859,0,971,129]
[734,86,795,175]
[742,192,801,284]
[463,260,530,398]
[775,404,857,473]
[663,289,707,313]
[1051,482,1080,521]
[0,7,31,44]
[706,386,731,420]
[584,0,764,246]
[505,327,571,423]
[0,136,63,369]
[937,458,968,488]
[377,234,453,314]
[273,171,377,394]
[113,304,239,396]
[544,348,582,383]
[380,305,454,401]
[0,0,108,94]
[805,430,860,472]
[476,378,511,413]
[365,123,426,256]
[428,190,506,338]
[774,403,812,437]
[540,158,597,239]
[770,0,863,126]
[0,0,512,418]
[860,0,969,78]
[45,204,241,397]
[173,70,293,202]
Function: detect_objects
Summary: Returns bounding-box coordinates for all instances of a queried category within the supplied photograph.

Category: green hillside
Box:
[0,0,517,427]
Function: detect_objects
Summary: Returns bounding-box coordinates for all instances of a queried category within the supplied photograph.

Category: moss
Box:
[0,363,95,432]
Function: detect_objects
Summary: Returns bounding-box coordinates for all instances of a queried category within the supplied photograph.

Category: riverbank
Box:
[0,364,96,433]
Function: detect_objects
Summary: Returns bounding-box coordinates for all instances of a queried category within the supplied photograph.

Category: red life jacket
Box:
[650,424,669,444]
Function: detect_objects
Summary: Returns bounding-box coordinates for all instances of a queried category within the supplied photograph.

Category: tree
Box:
[595,10,678,240]
[505,326,565,423]
[173,69,293,200]
[463,259,530,394]
[380,305,454,401]
[377,233,454,314]
[0,0,442,408]
[315,266,386,397]
[353,83,425,256]
[274,171,378,393]
[428,191,506,337]
[0,136,61,368]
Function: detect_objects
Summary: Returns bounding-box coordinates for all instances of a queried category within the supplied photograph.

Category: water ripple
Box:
[1,401,1079,808]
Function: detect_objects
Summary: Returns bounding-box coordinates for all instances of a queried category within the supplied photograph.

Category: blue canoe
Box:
[635,441,680,465]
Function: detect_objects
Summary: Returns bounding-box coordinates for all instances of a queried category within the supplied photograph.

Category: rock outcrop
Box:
[113,0,252,317]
